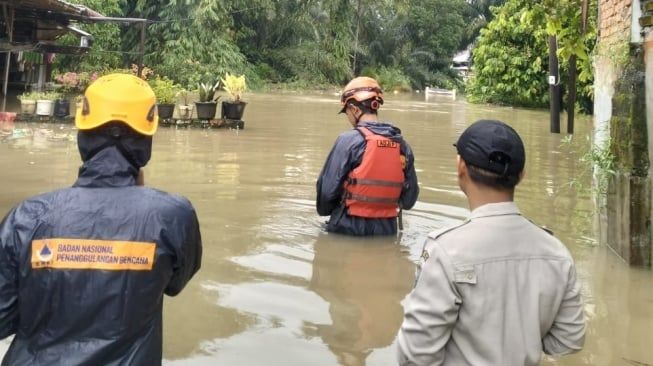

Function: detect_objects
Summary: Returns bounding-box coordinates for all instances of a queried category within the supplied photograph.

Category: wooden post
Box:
[549,35,560,133]
[1,4,13,112]
[137,21,146,77]
[567,55,577,134]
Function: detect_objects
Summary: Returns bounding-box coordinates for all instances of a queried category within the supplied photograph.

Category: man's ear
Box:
[457,155,466,178]
[518,169,525,184]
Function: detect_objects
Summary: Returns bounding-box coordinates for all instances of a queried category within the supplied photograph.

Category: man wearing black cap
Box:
[396,120,585,365]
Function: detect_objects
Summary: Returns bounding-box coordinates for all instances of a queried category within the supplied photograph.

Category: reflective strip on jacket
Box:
[344,127,404,218]
[0,146,202,366]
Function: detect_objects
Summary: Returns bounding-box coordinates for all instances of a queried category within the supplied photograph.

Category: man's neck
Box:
[466,186,514,211]
[356,113,378,123]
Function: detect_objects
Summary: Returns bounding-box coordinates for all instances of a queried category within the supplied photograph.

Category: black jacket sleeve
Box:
[165,203,202,296]
[400,141,419,210]
[0,207,20,339]
[316,133,363,216]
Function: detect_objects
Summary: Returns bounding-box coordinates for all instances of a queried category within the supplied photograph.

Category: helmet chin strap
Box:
[354,109,364,125]
[347,103,364,125]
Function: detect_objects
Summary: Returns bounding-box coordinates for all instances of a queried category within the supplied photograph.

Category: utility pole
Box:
[138,21,146,77]
[87,17,148,77]
[549,35,560,134]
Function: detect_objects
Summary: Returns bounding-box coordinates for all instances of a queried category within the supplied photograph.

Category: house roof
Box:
[0,0,105,52]
[3,0,103,20]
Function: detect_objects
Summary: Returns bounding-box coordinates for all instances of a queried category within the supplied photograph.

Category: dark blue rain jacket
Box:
[316,121,419,236]
[0,146,202,366]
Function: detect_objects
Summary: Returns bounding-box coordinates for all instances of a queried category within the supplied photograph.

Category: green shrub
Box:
[149,76,182,104]
[361,66,412,92]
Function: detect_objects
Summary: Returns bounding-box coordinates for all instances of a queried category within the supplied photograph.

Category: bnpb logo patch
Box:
[31,238,156,271]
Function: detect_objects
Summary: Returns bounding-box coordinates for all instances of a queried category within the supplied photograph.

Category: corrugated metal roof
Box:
[3,0,103,19]
[0,0,103,52]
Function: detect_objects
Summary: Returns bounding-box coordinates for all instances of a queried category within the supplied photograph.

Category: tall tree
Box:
[53,0,124,72]
[402,0,468,89]
[466,0,596,111]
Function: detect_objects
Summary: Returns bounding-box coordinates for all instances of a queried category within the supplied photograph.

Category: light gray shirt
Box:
[397,202,585,365]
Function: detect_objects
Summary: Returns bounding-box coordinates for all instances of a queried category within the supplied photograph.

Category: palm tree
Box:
[460,0,507,49]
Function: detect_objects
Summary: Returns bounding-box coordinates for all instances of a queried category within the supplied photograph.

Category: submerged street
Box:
[1,93,651,365]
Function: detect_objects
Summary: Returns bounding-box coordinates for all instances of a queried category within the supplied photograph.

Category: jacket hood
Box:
[358,121,403,140]
[74,146,138,188]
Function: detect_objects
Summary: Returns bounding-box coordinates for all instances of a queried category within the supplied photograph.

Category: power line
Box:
[122,5,268,24]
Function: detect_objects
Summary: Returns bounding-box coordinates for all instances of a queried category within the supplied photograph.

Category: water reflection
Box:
[0,93,652,366]
[310,235,414,366]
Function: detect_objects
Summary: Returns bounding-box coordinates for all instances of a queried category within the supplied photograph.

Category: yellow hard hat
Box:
[75,73,158,136]
[339,76,384,113]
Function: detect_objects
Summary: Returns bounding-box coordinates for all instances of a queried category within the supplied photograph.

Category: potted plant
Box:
[176,88,194,120]
[220,73,247,120]
[150,76,180,119]
[54,72,81,117]
[69,71,99,116]
[195,80,220,120]
[36,92,59,116]
[18,91,38,115]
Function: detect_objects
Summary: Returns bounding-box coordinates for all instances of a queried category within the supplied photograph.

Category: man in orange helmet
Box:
[0,74,202,365]
[316,76,419,236]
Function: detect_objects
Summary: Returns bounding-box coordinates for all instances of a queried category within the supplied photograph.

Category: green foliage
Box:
[148,1,248,89]
[149,76,181,104]
[30,91,61,100]
[53,0,123,73]
[52,0,579,100]
[387,0,467,89]
[361,66,411,92]
[466,0,549,107]
[561,133,616,195]
[18,91,40,101]
[197,80,221,103]
[460,0,507,48]
[467,0,597,111]
[221,73,247,102]
[176,89,192,105]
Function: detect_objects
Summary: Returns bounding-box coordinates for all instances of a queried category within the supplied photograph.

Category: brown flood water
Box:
[0,93,652,365]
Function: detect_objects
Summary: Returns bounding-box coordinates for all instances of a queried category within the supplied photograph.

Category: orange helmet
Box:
[339,76,384,113]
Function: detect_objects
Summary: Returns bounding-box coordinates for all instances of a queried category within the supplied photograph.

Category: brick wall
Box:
[600,0,632,42]
[595,0,652,267]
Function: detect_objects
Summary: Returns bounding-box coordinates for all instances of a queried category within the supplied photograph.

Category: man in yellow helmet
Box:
[0,74,202,365]
[316,76,419,236]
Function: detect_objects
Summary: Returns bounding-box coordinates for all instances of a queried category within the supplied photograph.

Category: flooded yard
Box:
[1,93,651,365]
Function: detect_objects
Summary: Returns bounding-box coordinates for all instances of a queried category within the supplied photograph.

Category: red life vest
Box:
[343,127,405,218]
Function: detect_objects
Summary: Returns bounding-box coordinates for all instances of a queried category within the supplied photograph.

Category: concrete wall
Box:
[594,0,652,267]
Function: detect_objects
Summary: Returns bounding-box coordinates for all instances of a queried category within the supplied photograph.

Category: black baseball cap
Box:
[454,120,525,177]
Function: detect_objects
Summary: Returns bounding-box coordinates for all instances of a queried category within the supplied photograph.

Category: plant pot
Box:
[20,100,36,115]
[222,101,247,120]
[54,99,70,118]
[195,102,217,120]
[178,105,193,120]
[36,100,55,116]
[0,112,16,131]
[157,103,175,119]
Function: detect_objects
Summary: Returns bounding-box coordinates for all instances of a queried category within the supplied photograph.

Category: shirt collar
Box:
[470,201,520,219]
